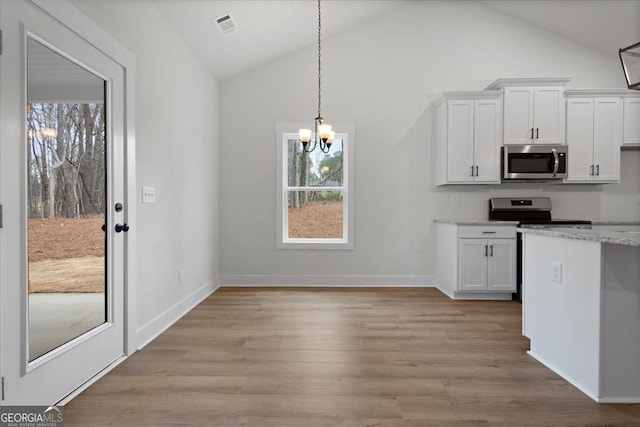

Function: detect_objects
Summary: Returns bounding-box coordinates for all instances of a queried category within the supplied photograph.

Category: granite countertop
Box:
[434,219,519,225]
[518,227,640,247]
[591,220,640,226]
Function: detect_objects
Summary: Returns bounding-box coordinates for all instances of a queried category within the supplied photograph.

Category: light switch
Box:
[552,262,562,283]
[142,186,156,203]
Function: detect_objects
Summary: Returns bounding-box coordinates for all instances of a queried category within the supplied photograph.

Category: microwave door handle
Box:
[552,148,559,177]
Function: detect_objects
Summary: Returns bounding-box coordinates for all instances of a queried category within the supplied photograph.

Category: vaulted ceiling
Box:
[152,0,640,82]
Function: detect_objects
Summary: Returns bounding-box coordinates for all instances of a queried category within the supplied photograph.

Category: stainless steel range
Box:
[488,197,591,301]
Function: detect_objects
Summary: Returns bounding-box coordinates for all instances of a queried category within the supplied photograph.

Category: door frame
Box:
[1,0,137,403]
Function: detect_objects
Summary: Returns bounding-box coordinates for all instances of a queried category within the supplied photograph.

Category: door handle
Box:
[535,128,539,139]
[596,164,600,176]
[490,245,494,257]
[115,223,130,233]
[484,245,488,257]
[475,165,479,177]
[530,128,534,139]
[551,148,559,177]
[590,165,594,176]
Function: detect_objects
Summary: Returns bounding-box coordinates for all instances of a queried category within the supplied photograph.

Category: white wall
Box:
[219,1,640,281]
[70,0,220,343]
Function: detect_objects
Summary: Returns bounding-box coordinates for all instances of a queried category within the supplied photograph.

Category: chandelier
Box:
[299,0,334,153]
[619,41,640,90]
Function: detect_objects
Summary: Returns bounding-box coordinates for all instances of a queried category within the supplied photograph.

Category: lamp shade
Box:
[299,128,312,143]
[620,42,640,90]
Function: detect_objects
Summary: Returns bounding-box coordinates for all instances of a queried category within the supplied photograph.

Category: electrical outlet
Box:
[551,262,562,283]
[179,270,185,286]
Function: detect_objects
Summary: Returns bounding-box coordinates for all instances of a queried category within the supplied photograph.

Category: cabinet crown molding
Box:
[565,89,640,98]
[485,77,572,90]
[432,90,501,108]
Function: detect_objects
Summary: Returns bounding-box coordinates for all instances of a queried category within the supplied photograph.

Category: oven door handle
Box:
[551,148,559,177]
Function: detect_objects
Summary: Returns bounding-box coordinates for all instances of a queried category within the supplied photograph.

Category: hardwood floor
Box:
[65,288,640,426]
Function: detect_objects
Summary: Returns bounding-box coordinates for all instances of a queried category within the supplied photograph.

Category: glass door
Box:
[1,0,126,405]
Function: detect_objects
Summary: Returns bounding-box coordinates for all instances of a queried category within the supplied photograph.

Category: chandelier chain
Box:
[317,0,322,119]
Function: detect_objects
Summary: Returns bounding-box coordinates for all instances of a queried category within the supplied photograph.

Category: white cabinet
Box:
[436,222,516,300]
[566,95,622,183]
[434,92,501,185]
[485,78,571,145]
[459,238,516,292]
[623,97,640,147]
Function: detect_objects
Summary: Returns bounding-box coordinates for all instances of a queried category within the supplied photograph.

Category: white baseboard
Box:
[135,278,219,350]
[527,350,599,402]
[219,274,435,287]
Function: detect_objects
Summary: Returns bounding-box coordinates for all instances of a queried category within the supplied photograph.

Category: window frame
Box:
[276,123,355,250]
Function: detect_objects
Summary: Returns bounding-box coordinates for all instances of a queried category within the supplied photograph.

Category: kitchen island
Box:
[519,227,640,403]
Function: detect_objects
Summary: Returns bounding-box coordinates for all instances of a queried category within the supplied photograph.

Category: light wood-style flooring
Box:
[65,288,640,426]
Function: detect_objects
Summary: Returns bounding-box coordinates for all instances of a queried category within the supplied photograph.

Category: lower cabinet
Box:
[436,222,516,300]
[459,238,516,292]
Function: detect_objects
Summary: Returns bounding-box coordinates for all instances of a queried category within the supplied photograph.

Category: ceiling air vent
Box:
[215,13,237,37]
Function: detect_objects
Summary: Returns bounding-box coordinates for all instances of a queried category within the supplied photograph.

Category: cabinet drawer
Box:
[458,226,516,239]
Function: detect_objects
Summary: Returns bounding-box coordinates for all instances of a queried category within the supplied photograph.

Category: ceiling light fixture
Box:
[619,41,640,90]
[299,0,334,153]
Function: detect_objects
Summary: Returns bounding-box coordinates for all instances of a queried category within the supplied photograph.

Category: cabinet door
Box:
[566,98,595,182]
[623,98,640,146]
[503,87,533,145]
[487,239,516,291]
[533,86,565,144]
[458,239,487,291]
[447,100,475,182]
[473,99,501,183]
[593,98,621,182]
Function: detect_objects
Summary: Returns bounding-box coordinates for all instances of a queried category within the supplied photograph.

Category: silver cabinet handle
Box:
[551,148,559,177]
[490,245,494,257]
[596,164,600,176]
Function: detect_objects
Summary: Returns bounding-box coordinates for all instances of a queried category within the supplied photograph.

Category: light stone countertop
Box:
[591,220,640,225]
[518,227,640,247]
[433,219,519,226]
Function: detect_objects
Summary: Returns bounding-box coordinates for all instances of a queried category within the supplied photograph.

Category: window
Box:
[276,123,355,249]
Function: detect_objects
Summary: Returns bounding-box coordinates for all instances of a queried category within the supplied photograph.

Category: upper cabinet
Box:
[623,97,640,147]
[566,93,621,183]
[485,77,571,145]
[433,91,501,185]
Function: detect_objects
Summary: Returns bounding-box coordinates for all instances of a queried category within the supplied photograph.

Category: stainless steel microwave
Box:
[502,145,567,181]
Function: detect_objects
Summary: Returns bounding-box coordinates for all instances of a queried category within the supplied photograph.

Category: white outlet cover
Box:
[552,262,562,283]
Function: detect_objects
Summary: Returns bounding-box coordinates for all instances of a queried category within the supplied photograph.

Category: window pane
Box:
[287,191,343,238]
[287,139,343,187]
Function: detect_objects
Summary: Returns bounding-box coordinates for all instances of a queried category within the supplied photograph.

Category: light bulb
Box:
[299,128,312,143]
[318,124,332,141]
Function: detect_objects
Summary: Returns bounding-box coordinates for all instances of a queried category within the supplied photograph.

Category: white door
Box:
[447,101,474,182]
[473,99,500,183]
[1,0,126,405]
[458,239,487,291]
[593,98,621,182]
[487,239,516,291]
[503,87,533,145]
[566,98,595,182]
[533,87,565,144]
